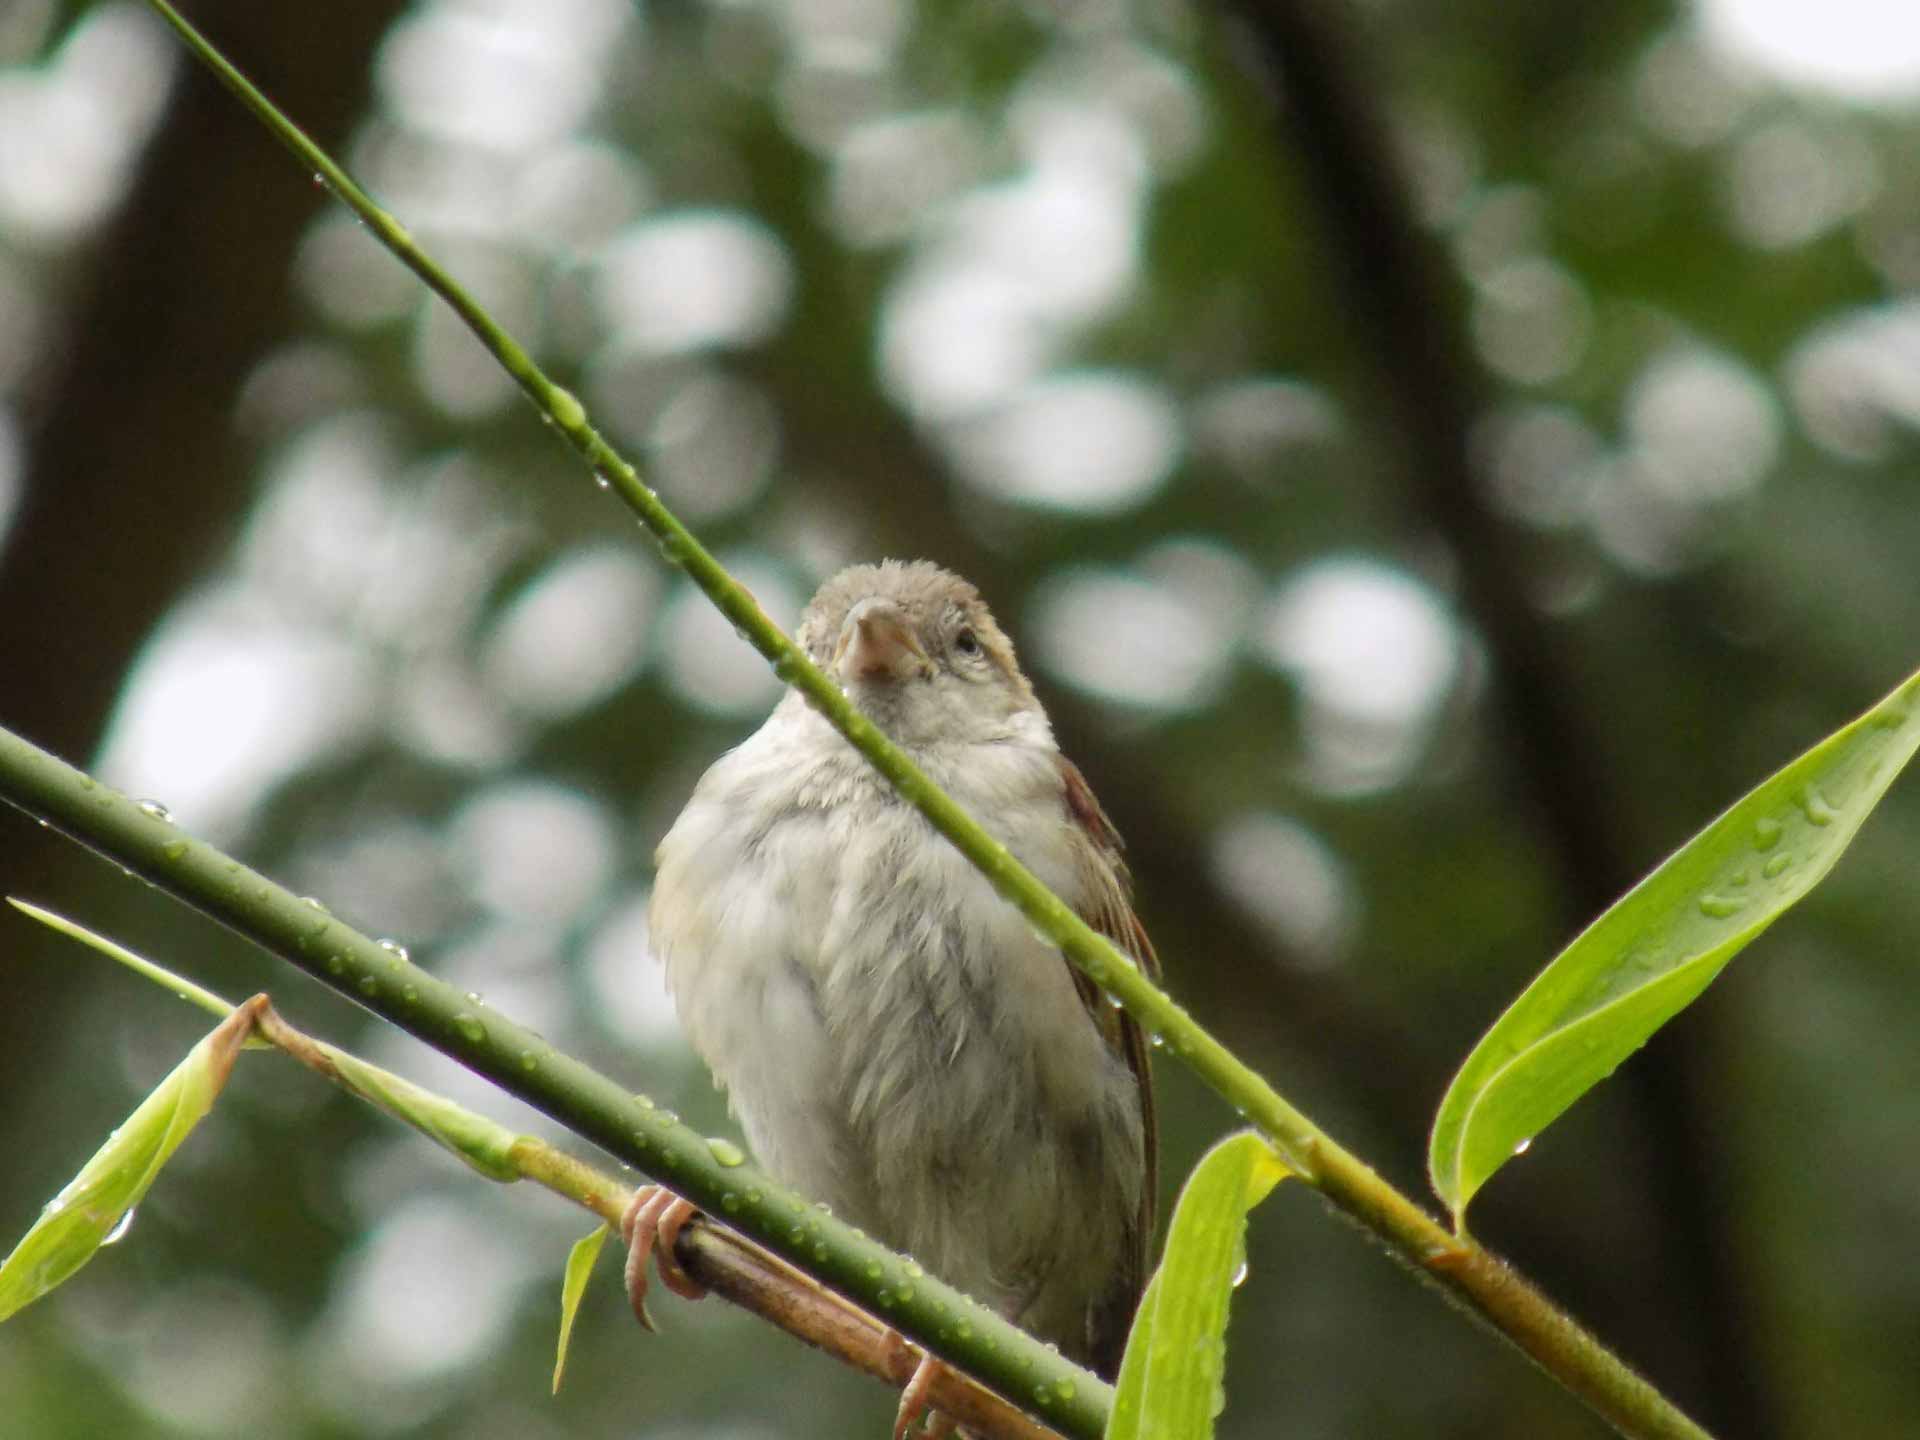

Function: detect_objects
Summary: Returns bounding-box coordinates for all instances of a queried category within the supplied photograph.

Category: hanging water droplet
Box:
[376,939,411,963]
[101,1208,136,1246]
[135,800,172,823]
[1230,1257,1250,1289]
[1799,788,1838,827]
[465,991,485,1005]
[1512,1136,1533,1156]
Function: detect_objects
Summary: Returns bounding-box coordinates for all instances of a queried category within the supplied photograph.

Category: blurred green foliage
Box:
[3,0,1919,1437]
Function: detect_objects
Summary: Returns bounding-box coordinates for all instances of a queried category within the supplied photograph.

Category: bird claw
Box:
[622,1185,705,1330]
[891,1338,957,1440]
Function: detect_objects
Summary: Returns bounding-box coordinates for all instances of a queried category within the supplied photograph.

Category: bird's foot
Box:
[889,1335,958,1440]
[622,1184,705,1330]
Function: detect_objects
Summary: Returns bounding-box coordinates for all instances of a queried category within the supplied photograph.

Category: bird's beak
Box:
[835,598,930,684]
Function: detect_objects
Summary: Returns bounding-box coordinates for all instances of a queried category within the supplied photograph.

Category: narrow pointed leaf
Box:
[1431,665,1920,1224]
[1107,1131,1289,1440]
[0,1000,259,1321]
[553,1223,610,1393]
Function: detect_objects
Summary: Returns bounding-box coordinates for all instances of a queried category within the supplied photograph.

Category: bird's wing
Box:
[1058,754,1158,1377]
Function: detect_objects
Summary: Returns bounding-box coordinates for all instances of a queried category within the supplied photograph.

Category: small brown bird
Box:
[628,559,1157,1432]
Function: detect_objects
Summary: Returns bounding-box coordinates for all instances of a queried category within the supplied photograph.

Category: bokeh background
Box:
[4,0,1920,1436]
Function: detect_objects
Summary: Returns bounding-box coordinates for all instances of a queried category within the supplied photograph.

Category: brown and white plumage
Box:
[646,559,1156,1385]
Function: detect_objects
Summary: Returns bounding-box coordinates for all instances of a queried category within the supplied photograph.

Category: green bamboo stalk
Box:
[0,728,1107,1437]
[104,7,1714,1437]
[8,902,1058,1439]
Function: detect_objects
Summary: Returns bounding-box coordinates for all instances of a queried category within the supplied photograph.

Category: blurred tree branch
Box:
[0,0,400,1226]
[1216,0,1774,1432]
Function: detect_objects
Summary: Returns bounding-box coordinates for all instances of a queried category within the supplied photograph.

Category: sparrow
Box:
[627,559,1157,1434]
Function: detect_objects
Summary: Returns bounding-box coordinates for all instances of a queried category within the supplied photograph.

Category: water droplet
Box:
[453,1012,487,1044]
[325,955,347,976]
[865,1261,884,1279]
[1752,817,1783,851]
[746,1188,763,1204]
[1033,1385,1053,1407]
[401,985,418,1004]
[1512,1136,1533,1156]
[300,896,330,914]
[1698,893,1747,919]
[1799,788,1838,827]
[1763,853,1792,879]
[1230,1258,1249,1289]
[358,976,379,997]
[813,1243,828,1261]
[1056,1379,1077,1402]
[593,471,612,490]
[135,800,172,823]
[1148,1034,1165,1050]
[655,1109,679,1127]
[101,1208,136,1246]
[161,839,188,862]
[903,1260,924,1279]
[78,776,95,791]
[635,1094,656,1110]
[520,1051,539,1072]
[465,991,485,1005]
[721,1192,741,1213]
[897,1284,915,1302]
[376,939,411,963]
[707,1137,746,1167]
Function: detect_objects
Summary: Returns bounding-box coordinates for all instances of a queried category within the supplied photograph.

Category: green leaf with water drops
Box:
[0,999,258,1322]
[1107,1130,1289,1440]
[1430,663,1920,1225]
[552,1223,610,1394]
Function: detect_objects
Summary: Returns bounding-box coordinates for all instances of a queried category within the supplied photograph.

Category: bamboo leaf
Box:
[553,1224,610,1393]
[1107,1131,1289,1440]
[0,1000,259,1321]
[1431,665,1920,1224]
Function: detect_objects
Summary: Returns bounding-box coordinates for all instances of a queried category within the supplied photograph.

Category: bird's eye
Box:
[953,627,981,657]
